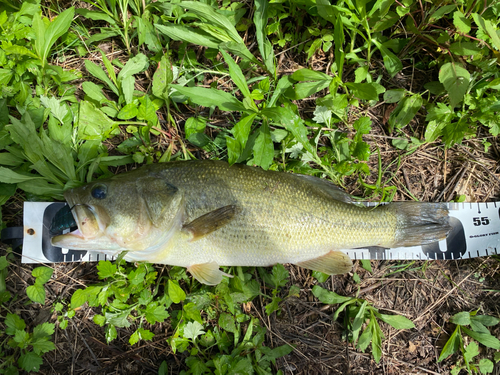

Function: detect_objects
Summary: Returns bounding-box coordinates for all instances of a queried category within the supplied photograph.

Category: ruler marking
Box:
[477,250,480,258]
[486,248,489,256]
[494,248,498,255]
[477,202,481,214]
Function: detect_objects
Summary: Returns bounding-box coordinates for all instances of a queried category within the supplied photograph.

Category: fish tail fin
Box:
[388,202,451,247]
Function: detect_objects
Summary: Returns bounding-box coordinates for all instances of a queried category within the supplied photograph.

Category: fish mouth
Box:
[51,203,108,248]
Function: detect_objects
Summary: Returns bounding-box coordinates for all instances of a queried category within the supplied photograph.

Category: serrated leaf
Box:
[184,321,205,340]
[27,283,46,304]
[479,358,494,374]
[5,313,26,335]
[18,351,43,372]
[97,260,117,279]
[33,322,55,338]
[439,62,470,108]
[32,266,53,284]
[32,337,55,354]
[145,303,170,324]
[40,96,68,124]
[464,341,479,363]
[168,279,186,304]
[78,101,117,141]
[129,327,154,345]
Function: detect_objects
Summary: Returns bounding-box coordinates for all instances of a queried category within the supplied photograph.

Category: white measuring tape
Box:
[20,202,500,264]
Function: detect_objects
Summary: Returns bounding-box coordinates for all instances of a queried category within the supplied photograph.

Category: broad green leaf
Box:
[462,327,500,349]
[429,4,456,23]
[183,302,203,324]
[33,322,55,338]
[387,94,423,132]
[464,341,480,363]
[218,312,237,333]
[352,301,368,343]
[5,313,26,335]
[75,9,116,24]
[32,266,53,284]
[0,153,24,166]
[145,303,170,324]
[226,136,241,165]
[220,50,252,100]
[252,123,273,170]
[220,41,260,65]
[378,314,415,329]
[0,69,13,86]
[450,311,471,325]
[97,260,117,279]
[370,316,383,363]
[334,16,345,76]
[152,55,173,99]
[32,337,55,354]
[18,351,43,373]
[27,283,46,304]
[291,69,331,82]
[232,113,257,150]
[438,62,470,108]
[357,321,373,351]
[373,40,402,78]
[438,325,461,361]
[288,80,331,100]
[40,96,68,125]
[117,103,139,120]
[442,118,469,148]
[106,324,118,343]
[168,279,186,304]
[185,117,207,138]
[70,289,87,309]
[129,328,154,345]
[471,315,500,326]
[36,7,75,64]
[0,167,44,183]
[384,89,405,103]
[117,53,149,81]
[479,359,494,374]
[78,101,117,141]
[2,45,39,59]
[453,11,471,34]
[312,285,352,304]
[82,82,108,103]
[346,82,382,101]
[170,84,245,112]
[449,42,482,56]
[121,75,135,104]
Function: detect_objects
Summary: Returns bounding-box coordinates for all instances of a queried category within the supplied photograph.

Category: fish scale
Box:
[51,160,450,285]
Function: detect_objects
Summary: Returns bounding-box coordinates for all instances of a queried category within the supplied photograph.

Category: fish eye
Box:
[91,184,107,199]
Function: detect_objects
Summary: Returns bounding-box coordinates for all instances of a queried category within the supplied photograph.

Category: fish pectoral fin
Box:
[187,262,233,285]
[297,251,352,275]
[182,205,237,241]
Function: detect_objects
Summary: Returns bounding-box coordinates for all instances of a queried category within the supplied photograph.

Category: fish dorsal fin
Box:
[183,205,237,241]
[187,262,233,285]
[292,174,353,203]
[297,250,352,275]
[136,177,183,227]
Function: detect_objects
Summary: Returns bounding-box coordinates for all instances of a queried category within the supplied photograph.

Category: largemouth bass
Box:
[51,161,450,284]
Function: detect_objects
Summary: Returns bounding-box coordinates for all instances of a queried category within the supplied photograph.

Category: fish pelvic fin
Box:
[297,250,353,275]
[187,262,233,285]
[389,202,451,247]
[182,205,237,241]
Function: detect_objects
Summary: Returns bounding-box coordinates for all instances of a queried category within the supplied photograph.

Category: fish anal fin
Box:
[297,250,352,275]
[183,205,237,241]
[187,262,233,285]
